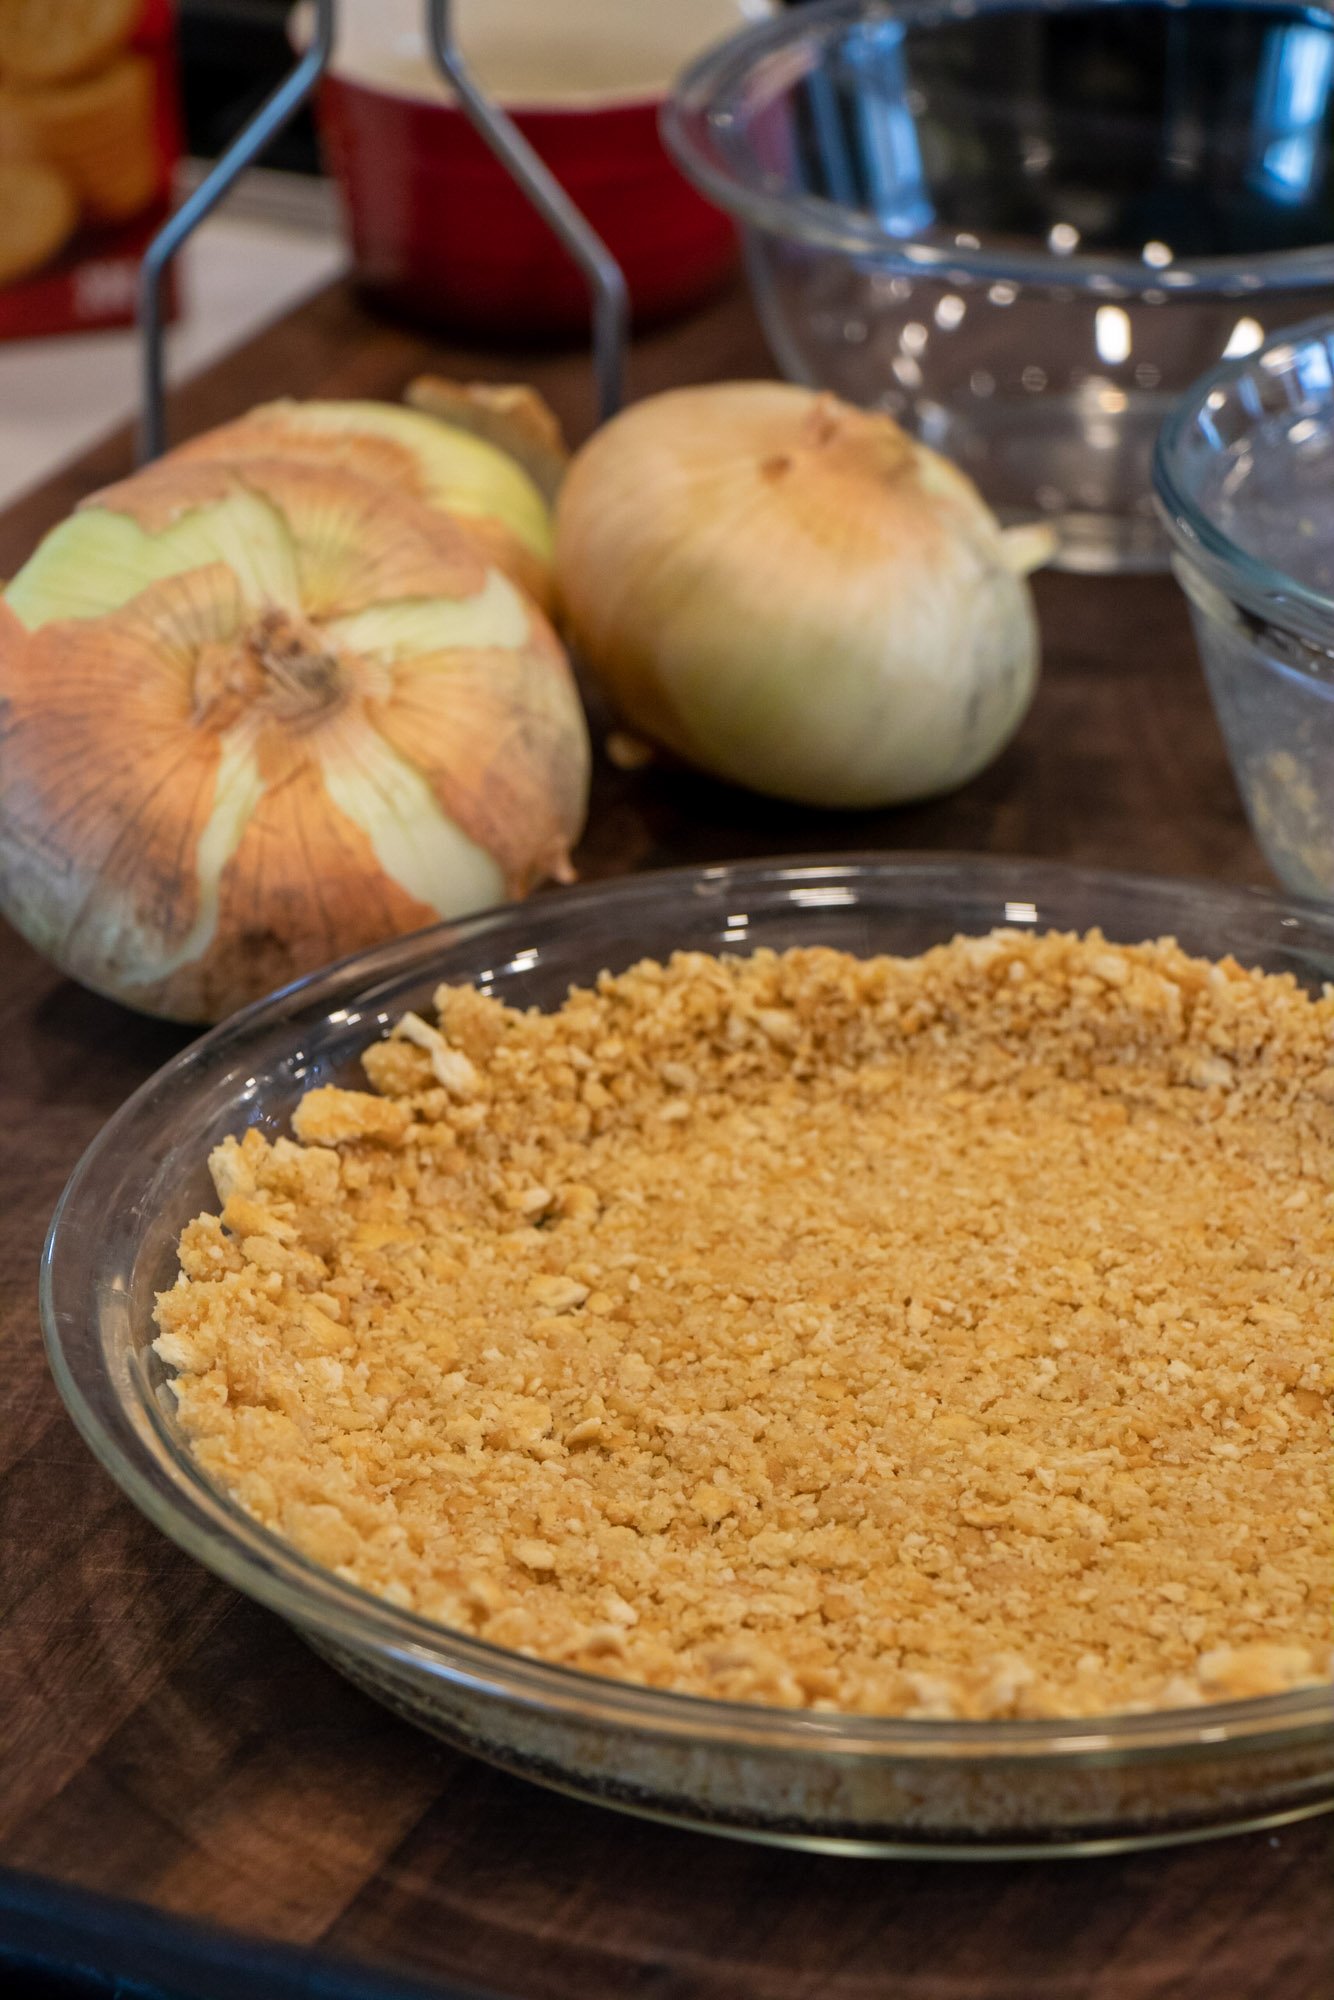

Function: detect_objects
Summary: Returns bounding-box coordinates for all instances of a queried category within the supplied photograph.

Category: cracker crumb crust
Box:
[154,931,1334,1720]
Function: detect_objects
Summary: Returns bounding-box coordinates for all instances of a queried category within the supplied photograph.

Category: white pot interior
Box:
[293,0,773,110]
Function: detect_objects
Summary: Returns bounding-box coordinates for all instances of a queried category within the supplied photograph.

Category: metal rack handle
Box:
[137,0,336,463]
[426,0,626,425]
[137,0,628,464]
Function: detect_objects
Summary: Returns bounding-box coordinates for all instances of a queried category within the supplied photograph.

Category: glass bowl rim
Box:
[663,0,1334,295]
[1154,306,1334,643]
[42,852,1334,1765]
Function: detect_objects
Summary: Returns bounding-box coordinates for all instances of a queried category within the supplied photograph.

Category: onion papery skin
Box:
[555,382,1044,810]
[0,456,589,1022]
[171,397,556,611]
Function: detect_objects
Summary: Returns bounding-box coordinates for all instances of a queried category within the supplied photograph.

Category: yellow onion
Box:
[171,394,558,610]
[555,382,1049,808]
[406,374,569,503]
[0,455,589,1021]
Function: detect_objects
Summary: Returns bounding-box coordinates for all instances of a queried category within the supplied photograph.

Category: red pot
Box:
[314,21,754,340]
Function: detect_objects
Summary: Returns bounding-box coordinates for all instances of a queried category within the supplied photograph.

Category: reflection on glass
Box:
[850,24,934,234]
[796,21,935,233]
[1223,315,1266,357]
[1251,25,1334,204]
[1095,305,1132,365]
[773,4,1334,258]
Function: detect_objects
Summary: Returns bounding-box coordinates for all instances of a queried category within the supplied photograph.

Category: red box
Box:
[0,0,181,339]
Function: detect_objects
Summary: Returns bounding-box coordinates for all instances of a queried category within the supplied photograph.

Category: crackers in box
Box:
[0,0,179,336]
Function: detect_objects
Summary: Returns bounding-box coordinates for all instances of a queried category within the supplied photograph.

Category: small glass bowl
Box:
[42,857,1334,1858]
[1156,312,1334,902]
[664,0,1334,573]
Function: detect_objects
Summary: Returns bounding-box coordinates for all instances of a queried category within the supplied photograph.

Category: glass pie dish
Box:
[41,855,1334,1858]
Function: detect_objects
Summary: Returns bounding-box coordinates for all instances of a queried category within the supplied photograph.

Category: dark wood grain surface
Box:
[1,278,1330,2000]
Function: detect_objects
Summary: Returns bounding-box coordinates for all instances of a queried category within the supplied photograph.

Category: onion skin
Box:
[0,456,589,1022]
[555,382,1046,809]
[405,375,570,504]
[171,397,557,612]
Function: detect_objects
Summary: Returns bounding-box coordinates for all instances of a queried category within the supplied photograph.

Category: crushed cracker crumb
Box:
[155,932,1334,1720]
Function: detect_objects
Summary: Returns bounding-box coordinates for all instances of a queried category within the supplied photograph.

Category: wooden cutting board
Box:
[0,276,1329,2000]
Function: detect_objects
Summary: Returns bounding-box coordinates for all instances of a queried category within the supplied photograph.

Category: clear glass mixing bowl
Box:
[1157,311,1334,901]
[664,0,1334,573]
[41,857,1334,1858]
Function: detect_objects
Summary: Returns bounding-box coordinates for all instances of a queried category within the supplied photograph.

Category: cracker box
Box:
[0,0,181,338]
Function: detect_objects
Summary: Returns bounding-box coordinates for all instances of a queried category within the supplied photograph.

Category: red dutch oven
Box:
[302,0,766,337]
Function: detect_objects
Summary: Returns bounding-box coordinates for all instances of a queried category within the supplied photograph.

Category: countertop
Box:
[0,277,1330,2000]
[0,168,345,513]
